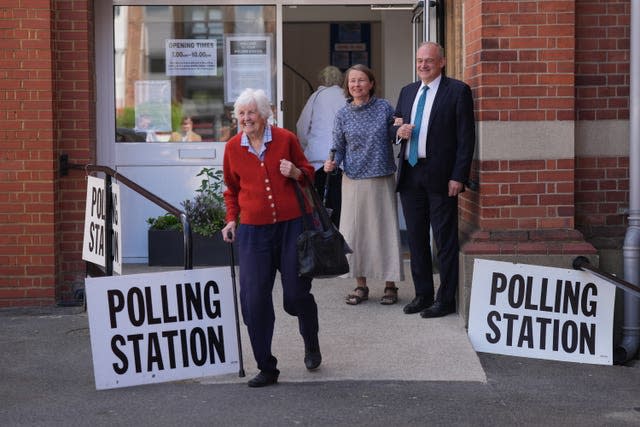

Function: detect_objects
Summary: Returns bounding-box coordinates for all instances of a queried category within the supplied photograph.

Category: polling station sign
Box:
[468,259,615,365]
[85,268,240,390]
[82,176,122,274]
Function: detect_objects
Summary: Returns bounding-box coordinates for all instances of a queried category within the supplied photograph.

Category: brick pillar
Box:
[0,3,57,306]
[458,1,597,321]
[53,0,95,303]
[0,1,94,307]
[574,0,631,276]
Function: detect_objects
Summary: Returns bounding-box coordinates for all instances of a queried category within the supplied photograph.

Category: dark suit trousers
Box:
[237,217,319,373]
[399,160,459,305]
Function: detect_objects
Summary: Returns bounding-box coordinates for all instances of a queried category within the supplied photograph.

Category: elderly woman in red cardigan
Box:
[221,88,321,388]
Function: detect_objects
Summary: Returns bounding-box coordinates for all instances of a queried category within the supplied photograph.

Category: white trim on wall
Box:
[477,121,575,161]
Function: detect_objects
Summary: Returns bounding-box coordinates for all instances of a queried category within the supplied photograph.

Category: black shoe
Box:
[304,351,322,370]
[247,370,279,388]
[420,301,456,318]
[403,295,433,314]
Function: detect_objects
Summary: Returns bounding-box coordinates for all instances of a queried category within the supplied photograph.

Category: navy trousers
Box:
[236,217,319,373]
[399,161,460,306]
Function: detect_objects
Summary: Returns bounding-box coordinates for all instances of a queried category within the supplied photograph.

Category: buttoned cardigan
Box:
[223,126,314,225]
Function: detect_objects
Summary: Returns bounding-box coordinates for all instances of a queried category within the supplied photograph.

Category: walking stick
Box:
[323,149,337,214]
[227,231,245,377]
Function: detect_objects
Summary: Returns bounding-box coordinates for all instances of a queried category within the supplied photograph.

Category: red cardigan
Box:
[223,126,315,225]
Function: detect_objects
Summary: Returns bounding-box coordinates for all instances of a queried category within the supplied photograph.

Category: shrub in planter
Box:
[147,167,232,266]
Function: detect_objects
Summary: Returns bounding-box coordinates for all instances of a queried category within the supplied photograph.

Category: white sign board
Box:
[82,176,122,275]
[224,35,272,103]
[468,259,615,365]
[85,268,240,390]
[165,39,217,76]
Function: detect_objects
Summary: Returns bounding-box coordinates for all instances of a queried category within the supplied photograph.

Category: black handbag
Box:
[294,173,352,278]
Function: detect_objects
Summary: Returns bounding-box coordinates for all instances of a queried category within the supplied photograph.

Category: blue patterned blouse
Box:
[332,96,397,179]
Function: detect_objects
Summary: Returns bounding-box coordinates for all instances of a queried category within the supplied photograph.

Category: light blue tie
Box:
[408,86,428,166]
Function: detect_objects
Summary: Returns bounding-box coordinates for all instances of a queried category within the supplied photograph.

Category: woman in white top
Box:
[296,66,346,225]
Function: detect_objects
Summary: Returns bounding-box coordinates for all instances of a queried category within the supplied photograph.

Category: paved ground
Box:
[1,267,640,426]
[203,271,485,385]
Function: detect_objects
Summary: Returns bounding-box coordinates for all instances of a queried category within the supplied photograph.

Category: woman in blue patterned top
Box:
[324,64,405,305]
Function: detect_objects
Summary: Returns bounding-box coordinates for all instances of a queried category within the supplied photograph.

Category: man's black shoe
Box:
[247,370,279,388]
[420,301,456,318]
[304,351,322,370]
[403,295,433,314]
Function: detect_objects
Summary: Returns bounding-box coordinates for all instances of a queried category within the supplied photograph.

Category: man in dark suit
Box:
[392,41,475,318]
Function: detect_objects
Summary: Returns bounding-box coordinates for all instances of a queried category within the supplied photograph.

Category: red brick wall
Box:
[0,1,94,307]
[460,158,575,233]
[575,0,630,120]
[574,0,630,247]
[465,0,576,121]
[462,0,578,240]
[0,3,56,306]
[53,0,95,303]
[462,0,630,249]
[575,156,629,243]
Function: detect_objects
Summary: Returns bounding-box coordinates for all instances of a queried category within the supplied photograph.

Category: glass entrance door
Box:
[96,2,279,263]
[412,1,443,79]
[94,1,419,264]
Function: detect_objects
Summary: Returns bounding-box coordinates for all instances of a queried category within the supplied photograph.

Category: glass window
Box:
[113,5,277,143]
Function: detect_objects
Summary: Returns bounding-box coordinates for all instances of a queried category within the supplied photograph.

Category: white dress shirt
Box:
[406,75,441,160]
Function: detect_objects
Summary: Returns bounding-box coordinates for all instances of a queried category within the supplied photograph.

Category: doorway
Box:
[281,5,415,133]
[94,2,421,264]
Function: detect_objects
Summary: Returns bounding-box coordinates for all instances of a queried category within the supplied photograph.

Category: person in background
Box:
[217,108,236,142]
[393,41,476,318]
[170,116,202,142]
[296,66,346,226]
[221,88,321,388]
[135,114,158,142]
[324,64,404,306]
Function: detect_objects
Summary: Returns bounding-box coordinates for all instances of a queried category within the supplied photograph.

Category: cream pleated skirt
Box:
[339,174,405,281]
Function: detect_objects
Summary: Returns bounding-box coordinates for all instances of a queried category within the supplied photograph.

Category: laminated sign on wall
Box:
[468,259,615,365]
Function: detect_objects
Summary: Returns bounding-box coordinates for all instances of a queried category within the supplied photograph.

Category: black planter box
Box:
[148,229,233,267]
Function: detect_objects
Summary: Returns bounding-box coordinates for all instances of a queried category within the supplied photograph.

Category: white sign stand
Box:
[82,176,122,274]
[85,267,240,390]
[468,259,615,365]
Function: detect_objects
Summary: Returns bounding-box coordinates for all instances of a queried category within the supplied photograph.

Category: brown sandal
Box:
[380,286,398,305]
[346,287,369,305]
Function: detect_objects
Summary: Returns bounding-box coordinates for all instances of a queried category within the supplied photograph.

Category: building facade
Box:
[0,0,633,311]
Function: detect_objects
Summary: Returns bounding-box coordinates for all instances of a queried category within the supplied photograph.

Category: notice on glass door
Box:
[224,35,272,104]
[165,39,217,76]
[134,80,172,136]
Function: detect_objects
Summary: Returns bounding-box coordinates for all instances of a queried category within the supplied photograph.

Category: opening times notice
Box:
[165,39,217,76]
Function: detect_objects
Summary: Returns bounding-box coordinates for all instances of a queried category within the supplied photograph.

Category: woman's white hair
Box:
[234,88,272,120]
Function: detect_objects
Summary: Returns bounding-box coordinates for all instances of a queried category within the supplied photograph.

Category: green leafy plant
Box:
[147,167,226,238]
[115,103,183,131]
[146,212,182,231]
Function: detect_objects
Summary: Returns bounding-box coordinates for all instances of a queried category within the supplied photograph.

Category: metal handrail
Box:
[283,62,313,93]
[60,155,193,271]
[573,256,640,298]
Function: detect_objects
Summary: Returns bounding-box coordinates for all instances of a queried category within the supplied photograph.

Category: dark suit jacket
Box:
[392,76,476,193]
